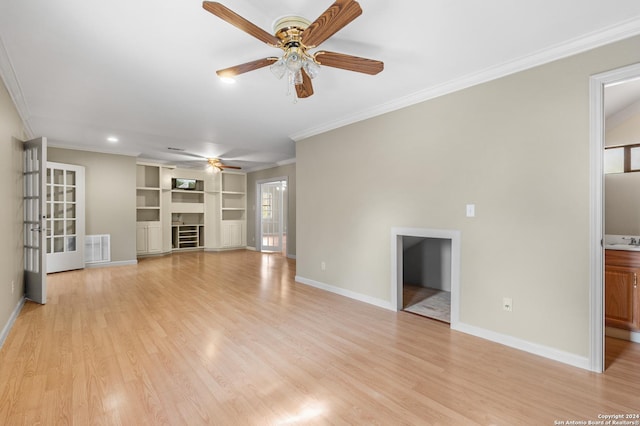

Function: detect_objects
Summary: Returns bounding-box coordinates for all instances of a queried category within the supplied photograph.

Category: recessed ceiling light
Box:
[220,77,236,85]
[107,136,119,143]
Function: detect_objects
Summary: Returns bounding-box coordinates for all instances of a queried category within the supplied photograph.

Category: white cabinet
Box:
[137,222,162,254]
[221,221,244,248]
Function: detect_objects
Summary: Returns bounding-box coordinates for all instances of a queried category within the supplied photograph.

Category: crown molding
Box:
[0,36,34,138]
[48,141,141,157]
[291,16,640,142]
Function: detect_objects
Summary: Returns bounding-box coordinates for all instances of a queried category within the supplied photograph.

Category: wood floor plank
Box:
[1,250,639,424]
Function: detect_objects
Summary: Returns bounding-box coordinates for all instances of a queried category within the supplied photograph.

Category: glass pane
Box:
[46,221,52,237]
[47,167,51,184]
[66,170,76,186]
[32,172,40,197]
[46,237,52,254]
[53,220,64,236]
[66,203,76,219]
[54,169,64,185]
[66,236,76,252]
[66,220,76,235]
[631,147,640,170]
[53,203,64,219]
[46,185,51,201]
[54,186,64,202]
[66,187,76,202]
[604,147,624,174]
[54,237,65,253]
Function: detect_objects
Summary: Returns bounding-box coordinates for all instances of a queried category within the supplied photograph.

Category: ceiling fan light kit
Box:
[202,0,383,100]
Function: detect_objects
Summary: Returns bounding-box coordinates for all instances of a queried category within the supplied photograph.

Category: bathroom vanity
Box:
[605,246,640,331]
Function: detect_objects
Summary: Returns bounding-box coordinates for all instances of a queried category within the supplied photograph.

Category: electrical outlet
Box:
[11,280,15,294]
[321,261,326,271]
[503,297,513,312]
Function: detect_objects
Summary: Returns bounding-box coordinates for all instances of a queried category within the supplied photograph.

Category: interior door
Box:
[23,137,47,304]
[46,162,85,273]
[259,180,285,253]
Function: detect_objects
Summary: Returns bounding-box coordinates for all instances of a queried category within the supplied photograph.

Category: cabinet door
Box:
[222,222,243,248]
[136,224,148,253]
[147,223,162,253]
[605,266,639,330]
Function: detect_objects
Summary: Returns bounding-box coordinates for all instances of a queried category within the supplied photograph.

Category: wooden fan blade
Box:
[301,0,362,48]
[202,2,280,46]
[219,165,242,170]
[295,69,314,98]
[216,57,277,78]
[315,51,383,75]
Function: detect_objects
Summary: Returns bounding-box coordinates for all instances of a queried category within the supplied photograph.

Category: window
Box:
[604,144,640,174]
[262,192,273,219]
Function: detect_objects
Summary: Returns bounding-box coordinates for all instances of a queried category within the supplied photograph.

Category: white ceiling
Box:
[2,0,640,171]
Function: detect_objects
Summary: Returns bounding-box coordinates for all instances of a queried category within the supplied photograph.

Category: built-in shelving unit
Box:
[136,164,162,254]
[137,166,246,255]
[170,178,206,250]
[220,172,246,248]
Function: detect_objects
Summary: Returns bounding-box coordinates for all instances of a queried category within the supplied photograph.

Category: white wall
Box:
[296,34,640,359]
[0,77,25,344]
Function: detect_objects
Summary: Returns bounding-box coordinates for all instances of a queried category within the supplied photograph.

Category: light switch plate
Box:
[466,204,475,217]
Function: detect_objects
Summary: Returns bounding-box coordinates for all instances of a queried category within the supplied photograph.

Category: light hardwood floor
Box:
[0,250,639,424]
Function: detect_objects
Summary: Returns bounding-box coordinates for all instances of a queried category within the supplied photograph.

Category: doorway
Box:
[257,177,288,255]
[391,227,460,328]
[590,62,640,372]
[46,162,85,273]
[402,237,452,323]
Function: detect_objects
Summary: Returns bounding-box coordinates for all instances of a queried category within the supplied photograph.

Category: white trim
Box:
[0,297,25,349]
[291,17,640,142]
[256,177,288,254]
[454,322,590,371]
[244,159,296,173]
[295,275,394,311]
[48,142,141,158]
[605,327,640,343]
[276,158,296,166]
[588,62,640,373]
[0,36,33,138]
[245,246,257,251]
[85,259,138,268]
[390,227,461,329]
[287,254,296,260]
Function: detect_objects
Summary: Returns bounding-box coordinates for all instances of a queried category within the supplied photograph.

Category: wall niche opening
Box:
[402,237,452,323]
[391,228,460,327]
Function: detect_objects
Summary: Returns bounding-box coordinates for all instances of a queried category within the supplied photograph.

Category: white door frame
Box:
[255,176,288,254]
[588,62,640,373]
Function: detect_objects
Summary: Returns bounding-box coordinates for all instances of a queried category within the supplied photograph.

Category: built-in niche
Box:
[402,237,452,322]
[391,228,460,327]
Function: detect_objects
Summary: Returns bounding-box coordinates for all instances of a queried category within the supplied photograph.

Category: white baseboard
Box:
[453,322,590,371]
[246,246,257,251]
[606,326,640,343]
[294,275,394,311]
[85,259,138,268]
[287,254,296,260]
[0,296,25,349]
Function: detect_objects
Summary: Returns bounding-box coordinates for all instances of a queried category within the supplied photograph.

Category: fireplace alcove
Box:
[391,228,460,327]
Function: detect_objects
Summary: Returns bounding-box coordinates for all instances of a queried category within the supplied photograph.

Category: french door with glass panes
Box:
[46,162,85,273]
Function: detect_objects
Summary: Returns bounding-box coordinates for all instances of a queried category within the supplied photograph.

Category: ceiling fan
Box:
[166,147,242,171]
[202,0,384,99]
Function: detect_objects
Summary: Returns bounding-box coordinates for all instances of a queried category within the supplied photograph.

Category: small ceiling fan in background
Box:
[167,147,242,171]
[202,0,384,99]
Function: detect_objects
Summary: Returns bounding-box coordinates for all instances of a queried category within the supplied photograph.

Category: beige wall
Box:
[0,78,25,341]
[605,111,640,234]
[297,35,640,358]
[48,148,137,263]
[247,163,296,257]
